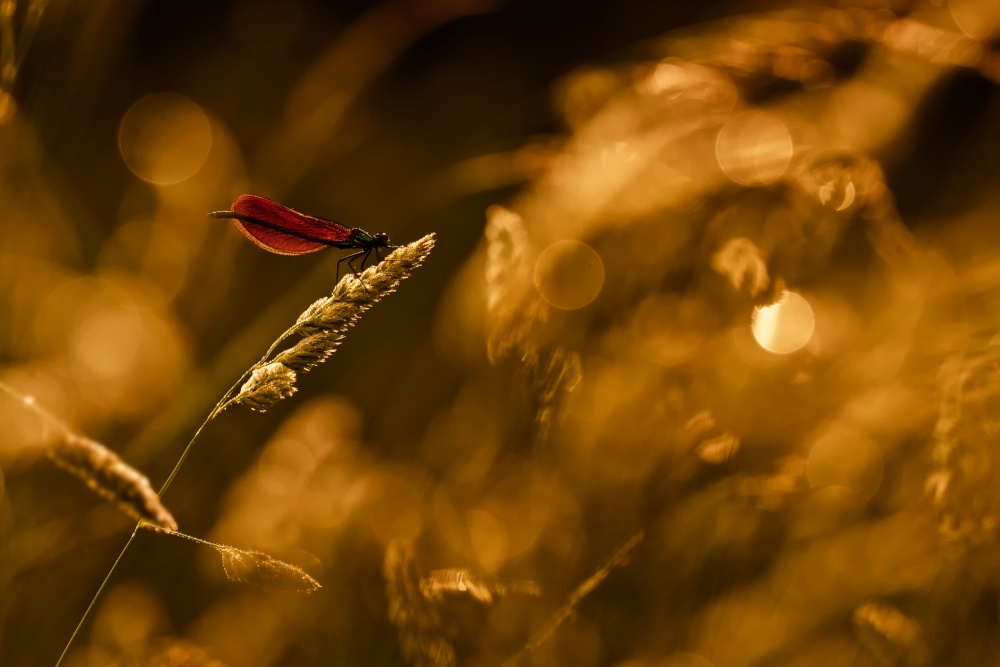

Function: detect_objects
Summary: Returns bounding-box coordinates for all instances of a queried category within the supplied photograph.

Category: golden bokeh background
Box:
[1,0,999,665]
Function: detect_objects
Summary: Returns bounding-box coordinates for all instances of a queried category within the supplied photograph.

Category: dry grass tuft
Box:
[273,331,345,372]
[384,539,456,667]
[483,209,582,441]
[483,206,547,366]
[233,362,298,413]
[853,601,927,664]
[49,432,178,532]
[228,234,436,413]
[420,569,540,604]
[506,531,644,665]
[294,233,436,335]
[216,545,321,594]
[0,382,177,532]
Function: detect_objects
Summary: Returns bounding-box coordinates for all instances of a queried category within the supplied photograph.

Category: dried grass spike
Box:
[696,432,740,464]
[234,362,297,412]
[533,348,582,442]
[274,331,345,373]
[484,206,549,366]
[217,546,320,593]
[295,296,331,331]
[331,234,436,301]
[49,433,177,532]
[421,568,541,604]
[293,234,435,338]
[853,601,926,664]
[485,205,532,314]
[295,296,356,336]
[383,539,456,667]
[506,531,643,665]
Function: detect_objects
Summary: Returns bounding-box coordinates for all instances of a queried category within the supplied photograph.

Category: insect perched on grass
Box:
[209,194,394,280]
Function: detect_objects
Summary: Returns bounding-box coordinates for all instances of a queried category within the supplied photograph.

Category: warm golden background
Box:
[2,0,1000,665]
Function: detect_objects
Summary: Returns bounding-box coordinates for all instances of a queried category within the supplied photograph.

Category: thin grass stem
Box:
[0,380,75,437]
[49,235,434,665]
[157,320,302,497]
[53,527,139,667]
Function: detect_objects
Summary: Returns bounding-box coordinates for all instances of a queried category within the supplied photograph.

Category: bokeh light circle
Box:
[751,290,814,354]
[118,93,212,185]
[534,240,605,310]
[949,0,1000,41]
[716,111,793,185]
[468,508,508,572]
[807,426,884,500]
[71,304,144,379]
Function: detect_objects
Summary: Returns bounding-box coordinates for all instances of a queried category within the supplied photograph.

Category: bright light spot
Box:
[534,240,605,310]
[118,93,212,185]
[820,179,856,211]
[642,61,738,125]
[751,290,815,354]
[647,61,689,93]
[72,306,144,379]
[797,154,864,213]
[716,111,793,185]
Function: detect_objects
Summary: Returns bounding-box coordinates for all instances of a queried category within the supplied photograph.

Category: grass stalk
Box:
[54,528,139,667]
[49,234,435,665]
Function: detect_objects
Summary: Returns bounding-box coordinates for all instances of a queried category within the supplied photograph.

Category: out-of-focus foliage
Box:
[1,0,999,665]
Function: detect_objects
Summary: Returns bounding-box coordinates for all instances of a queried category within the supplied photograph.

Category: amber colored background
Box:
[2,0,1000,665]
